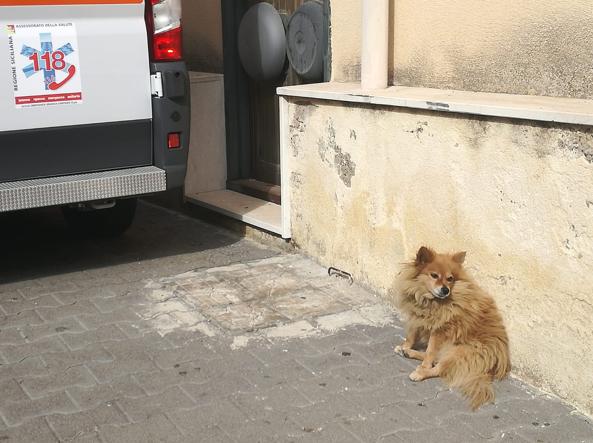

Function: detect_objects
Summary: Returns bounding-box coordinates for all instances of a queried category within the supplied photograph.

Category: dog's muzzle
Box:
[433,286,450,299]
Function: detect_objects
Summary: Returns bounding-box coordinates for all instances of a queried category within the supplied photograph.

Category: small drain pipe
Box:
[361,0,389,89]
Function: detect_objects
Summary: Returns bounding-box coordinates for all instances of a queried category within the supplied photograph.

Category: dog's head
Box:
[413,246,466,300]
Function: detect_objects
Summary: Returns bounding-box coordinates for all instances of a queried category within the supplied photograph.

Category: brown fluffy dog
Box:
[394,246,511,410]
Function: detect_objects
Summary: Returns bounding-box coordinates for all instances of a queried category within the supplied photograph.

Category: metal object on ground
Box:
[328,266,354,285]
[0,166,166,213]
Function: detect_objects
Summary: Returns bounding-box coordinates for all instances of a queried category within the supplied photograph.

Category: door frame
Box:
[220,0,331,185]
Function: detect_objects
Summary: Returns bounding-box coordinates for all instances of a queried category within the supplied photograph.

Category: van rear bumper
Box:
[0,166,166,213]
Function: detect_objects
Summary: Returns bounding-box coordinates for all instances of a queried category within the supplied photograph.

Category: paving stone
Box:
[339,405,423,443]
[19,281,79,300]
[1,391,78,426]
[20,365,96,398]
[99,413,184,443]
[0,310,44,329]
[61,324,127,351]
[387,421,484,443]
[160,325,221,348]
[394,388,470,427]
[19,317,86,343]
[232,385,312,421]
[89,293,150,314]
[270,289,351,321]
[204,302,289,332]
[308,329,375,353]
[167,400,249,434]
[514,412,593,442]
[114,318,157,339]
[239,364,306,391]
[241,360,316,388]
[42,345,113,373]
[299,422,361,443]
[117,386,195,422]
[181,374,253,406]
[133,360,215,395]
[0,356,50,381]
[345,336,406,365]
[231,419,306,443]
[0,281,33,294]
[0,336,67,364]
[296,348,373,376]
[0,417,59,443]
[287,394,361,430]
[319,280,380,307]
[87,349,158,383]
[36,300,99,323]
[495,377,542,403]
[0,378,29,403]
[53,286,119,305]
[46,402,128,441]
[0,293,61,315]
[235,270,311,299]
[245,339,321,367]
[0,328,25,346]
[67,375,146,410]
[149,340,218,370]
[77,308,142,330]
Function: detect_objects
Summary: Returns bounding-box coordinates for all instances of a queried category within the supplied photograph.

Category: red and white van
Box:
[0,0,189,235]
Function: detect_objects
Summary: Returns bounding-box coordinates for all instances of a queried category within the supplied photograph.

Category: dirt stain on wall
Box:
[317,118,357,187]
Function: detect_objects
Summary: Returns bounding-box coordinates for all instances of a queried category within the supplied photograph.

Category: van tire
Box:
[62,198,137,237]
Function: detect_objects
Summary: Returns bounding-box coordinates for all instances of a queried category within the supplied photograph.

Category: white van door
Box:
[0,0,153,181]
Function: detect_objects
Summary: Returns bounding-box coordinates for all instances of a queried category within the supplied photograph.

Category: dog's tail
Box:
[439,340,510,410]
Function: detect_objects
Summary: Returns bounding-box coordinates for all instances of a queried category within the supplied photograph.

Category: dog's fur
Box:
[393,246,511,410]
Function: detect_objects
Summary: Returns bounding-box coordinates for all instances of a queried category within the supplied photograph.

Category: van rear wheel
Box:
[62,198,137,237]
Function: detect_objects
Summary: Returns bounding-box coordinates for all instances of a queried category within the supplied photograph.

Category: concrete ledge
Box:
[277,82,593,126]
[185,189,284,237]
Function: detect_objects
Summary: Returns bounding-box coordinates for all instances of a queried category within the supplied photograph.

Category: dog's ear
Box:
[452,251,467,264]
[415,246,435,265]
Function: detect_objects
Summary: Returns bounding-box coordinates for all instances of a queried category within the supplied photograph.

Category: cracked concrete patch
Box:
[142,255,395,344]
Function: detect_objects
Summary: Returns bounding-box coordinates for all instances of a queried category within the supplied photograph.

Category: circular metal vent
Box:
[286,1,324,82]
[237,3,287,82]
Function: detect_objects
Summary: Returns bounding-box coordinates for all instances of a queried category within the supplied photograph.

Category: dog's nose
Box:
[441,286,450,296]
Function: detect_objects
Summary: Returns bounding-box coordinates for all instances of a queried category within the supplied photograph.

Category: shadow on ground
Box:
[0,201,275,285]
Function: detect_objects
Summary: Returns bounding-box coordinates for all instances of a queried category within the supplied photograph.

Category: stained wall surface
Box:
[330,0,593,98]
[285,99,593,416]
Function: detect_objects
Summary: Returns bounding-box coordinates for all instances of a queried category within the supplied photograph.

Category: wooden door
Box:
[223,0,325,203]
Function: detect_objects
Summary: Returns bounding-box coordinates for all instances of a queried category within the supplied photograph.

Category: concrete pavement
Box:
[0,202,591,442]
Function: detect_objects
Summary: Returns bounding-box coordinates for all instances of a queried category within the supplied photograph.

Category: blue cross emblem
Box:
[20,32,75,91]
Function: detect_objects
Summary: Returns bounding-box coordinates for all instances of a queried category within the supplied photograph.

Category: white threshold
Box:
[186,189,285,237]
[277,82,593,126]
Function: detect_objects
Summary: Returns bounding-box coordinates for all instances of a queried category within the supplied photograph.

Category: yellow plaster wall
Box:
[286,99,593,415]
[330,0,593,98]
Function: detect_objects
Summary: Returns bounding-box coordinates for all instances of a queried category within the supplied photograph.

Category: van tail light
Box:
[146,0,183,62]
[167,132,181,149]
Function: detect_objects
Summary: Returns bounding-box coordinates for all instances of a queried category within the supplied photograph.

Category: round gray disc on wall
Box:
[287,1,324,82]
[237,3,287,82]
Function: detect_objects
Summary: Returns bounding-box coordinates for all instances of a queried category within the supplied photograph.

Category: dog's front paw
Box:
[394,345,404,356]
[394,345,409,357]
[409,369,424,382]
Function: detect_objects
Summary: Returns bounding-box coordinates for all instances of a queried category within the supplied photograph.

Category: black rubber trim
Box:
[151,61,190,189]
[0,120,152,183]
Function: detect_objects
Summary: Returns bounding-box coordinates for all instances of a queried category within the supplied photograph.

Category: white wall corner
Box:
[279,96,292,239]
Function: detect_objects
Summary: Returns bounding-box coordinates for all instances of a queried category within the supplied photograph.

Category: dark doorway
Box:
[221,0,329,203]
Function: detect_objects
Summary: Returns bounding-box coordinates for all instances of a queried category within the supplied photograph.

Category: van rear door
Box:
[0,0,153,182]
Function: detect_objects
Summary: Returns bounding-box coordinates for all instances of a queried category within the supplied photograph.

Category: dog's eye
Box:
[430,273,439,279]
[446,276,455,283]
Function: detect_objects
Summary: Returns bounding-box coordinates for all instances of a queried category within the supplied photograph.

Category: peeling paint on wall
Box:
[316,118,356,187]
[285,99,593,416]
